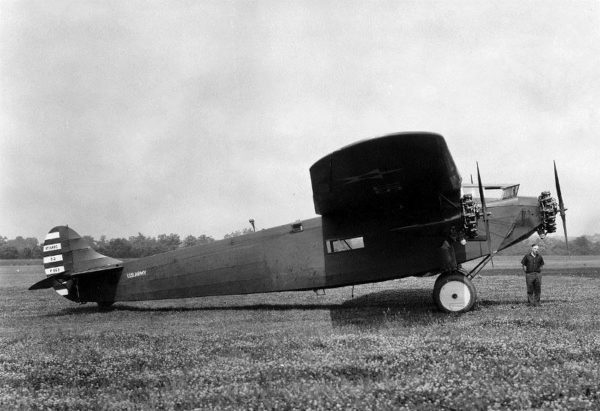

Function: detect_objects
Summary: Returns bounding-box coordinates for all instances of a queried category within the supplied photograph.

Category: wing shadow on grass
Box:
[329,289,452,328]
[478,298,569,307]
[478,299,529,307]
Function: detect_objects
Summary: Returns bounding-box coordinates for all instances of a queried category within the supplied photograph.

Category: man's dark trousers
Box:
[526,272,542,306]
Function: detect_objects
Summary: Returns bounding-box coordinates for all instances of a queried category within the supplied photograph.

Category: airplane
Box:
[29,132,568,313]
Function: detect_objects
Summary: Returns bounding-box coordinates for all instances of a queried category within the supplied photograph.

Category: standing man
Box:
[521,244,545,306]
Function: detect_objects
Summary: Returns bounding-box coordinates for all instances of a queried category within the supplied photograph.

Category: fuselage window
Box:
[326,236,365,253]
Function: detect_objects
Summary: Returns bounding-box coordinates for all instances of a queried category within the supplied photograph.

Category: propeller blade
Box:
[477,162,493,261]
[561,215,569,254]
[554,161,565,214]
[554,161,569,254]
[476,162,486,216]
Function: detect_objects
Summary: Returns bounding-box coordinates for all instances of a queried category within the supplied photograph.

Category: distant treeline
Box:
[497,235,600,256]
[0,228,253,260]
[0,230,598,259]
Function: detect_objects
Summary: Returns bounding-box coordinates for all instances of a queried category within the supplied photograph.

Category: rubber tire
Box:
[433,272,477,313]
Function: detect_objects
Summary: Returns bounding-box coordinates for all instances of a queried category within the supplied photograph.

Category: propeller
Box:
[477,162,494,265]
[554,161,569,254]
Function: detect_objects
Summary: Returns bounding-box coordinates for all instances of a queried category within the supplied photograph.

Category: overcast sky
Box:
[1,0,599,241]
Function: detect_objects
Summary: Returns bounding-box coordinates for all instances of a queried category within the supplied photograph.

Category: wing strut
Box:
[466,254,493,280]
[477,162,494,266]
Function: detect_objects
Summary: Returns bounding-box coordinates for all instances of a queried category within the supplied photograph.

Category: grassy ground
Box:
[0,259,42,266]
[1,264,599,410]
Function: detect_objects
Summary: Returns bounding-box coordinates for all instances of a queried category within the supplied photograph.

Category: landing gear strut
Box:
[433,271,477,313]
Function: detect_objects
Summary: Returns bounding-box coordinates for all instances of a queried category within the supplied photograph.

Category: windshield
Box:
[461,184,520,201]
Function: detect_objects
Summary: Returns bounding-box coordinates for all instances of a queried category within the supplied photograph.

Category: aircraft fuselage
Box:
[72,194,543,304]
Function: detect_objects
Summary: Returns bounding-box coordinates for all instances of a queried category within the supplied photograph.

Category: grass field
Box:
[1,262,599,410]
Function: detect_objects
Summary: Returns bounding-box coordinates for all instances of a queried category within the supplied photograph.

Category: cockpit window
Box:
[500,185,519,199]
[461,184,520,201]
[326,236,365,253]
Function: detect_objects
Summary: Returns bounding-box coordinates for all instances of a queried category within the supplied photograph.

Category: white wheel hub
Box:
[439,281,472,312]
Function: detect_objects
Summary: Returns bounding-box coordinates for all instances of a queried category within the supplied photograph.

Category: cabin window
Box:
[326,236,365,253]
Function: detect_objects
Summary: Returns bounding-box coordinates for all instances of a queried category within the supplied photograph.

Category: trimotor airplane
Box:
[29,132,568,313]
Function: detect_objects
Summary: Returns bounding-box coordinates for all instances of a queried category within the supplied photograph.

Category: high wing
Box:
[309,132,463,229]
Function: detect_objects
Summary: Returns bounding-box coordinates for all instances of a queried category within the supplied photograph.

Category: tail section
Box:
[42,227,73,280]
[30,226,123,302]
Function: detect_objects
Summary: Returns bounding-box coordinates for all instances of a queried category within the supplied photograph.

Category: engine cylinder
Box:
[538,191,558,234]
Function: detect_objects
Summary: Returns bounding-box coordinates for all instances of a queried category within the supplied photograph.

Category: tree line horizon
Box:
[1,230,599,259]
[0,228,253,260]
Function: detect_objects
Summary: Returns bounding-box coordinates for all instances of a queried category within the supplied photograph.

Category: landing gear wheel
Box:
[97,301,114,310]
[433,272,477,313]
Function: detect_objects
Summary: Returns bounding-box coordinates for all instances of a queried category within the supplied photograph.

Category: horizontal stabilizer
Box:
[29,275,60,290]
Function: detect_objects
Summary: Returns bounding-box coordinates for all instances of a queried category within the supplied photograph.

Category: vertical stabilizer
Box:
[31,226,123,301]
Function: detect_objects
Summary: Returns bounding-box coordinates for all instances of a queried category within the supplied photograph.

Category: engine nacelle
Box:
[538,191,558,234]
[461,194,480,238]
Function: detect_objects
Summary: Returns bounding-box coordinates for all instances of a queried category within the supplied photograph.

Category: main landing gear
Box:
[433,271,477,313]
